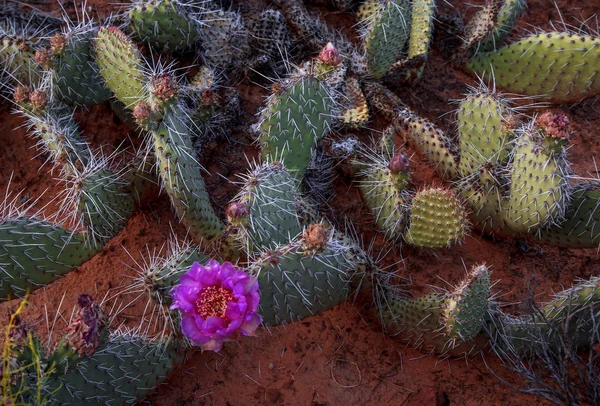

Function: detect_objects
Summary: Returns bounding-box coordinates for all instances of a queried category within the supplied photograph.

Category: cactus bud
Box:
[65,294,107,357]
[30,90,47,109]
[151,73,178,100]
[536,112,570,153]
[226,201,249,223]
[34,48,51,67]
[536,112,569,140]
[319,42,342,66]
[388,152,409,174]
[133,101,152,121]
[303,223,330,251]
[50,33,67,54]
[13,86,30,103]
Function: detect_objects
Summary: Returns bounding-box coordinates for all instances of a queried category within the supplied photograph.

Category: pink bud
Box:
[319,42,342,66]
[389,153,410,174]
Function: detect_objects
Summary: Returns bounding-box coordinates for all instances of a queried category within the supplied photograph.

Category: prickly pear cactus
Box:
[357,0,412,79]
[395,107,460,181]
[467,31,600,103]
[378,264,491,354]
[45,333,180,405]
[129,0,197,52]
[456,88,515,176]
[151,108,224,241]
[195,8,250,69]
[94,26,146,109]
[18,101,91,175]
[249,224,363,325]
[0,217,100,300]
[47,28,112,106]
[504,114,571,234]
[258,76,333,179]
[231,162,303,253]
[356,147,411,242]
[405,187,469,248]
[0,35,41,87]
[67,162,136,243]
[534,182,600,248]
[442,264,491,343]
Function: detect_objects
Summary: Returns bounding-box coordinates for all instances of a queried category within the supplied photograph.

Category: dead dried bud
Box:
[265,250,280,265]
[152,73,178,100]
[13,86,30,103]
[34,48,51,66]
[7,313,28,346]
[319,42,342,66]
[271,82,285,96]
[65,294,106,357]
[303,223,330,251]
[389,153,410,174]
[16,38,28,52]
[30,90,47,109]
[133,101,151,121]
[50,34,66,54]
[226,201,249,222]
[536,112,570,140]
[502,114,518,133]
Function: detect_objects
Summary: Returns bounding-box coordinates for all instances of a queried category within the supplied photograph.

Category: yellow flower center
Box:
[195,286,234,319]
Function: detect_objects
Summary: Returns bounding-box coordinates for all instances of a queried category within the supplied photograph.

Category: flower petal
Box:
[240,313,262,336]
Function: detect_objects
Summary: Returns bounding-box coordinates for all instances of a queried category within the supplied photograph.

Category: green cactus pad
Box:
[129,0,196,52]
[356,147,411,242]
[456,90,514,176]
[377,264,491,354]
[378,291,446,348]
[152,108,224,242]
[94,26,146,109]
[490,277,600,354]
[0,36,41,87]
[387,0,435,82]
[20,102,91,175]
[259,76,333,179]
[0,217,100,300]
[405,187,469,248]
[249,225,362,325]
[395,108,460,181]
[442,264,491,342]
[234,163,303,253]
[535,183,600,248]
[467,31,600,103]
[504,126,570,234]
[456,175,515,238]
[73,166,136,243]
[45,333,179,405]
[52,31,111,106]
[358,0,412,79]
[479,0,527,52]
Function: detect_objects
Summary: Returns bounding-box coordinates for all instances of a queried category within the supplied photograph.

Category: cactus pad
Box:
[129,0,196,52]
[358,0,412,79]
[467,31,600,103]
[259,76,333,179]
[405,187,469,248]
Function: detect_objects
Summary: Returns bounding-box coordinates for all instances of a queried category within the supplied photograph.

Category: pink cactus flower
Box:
[170,260,261,352]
